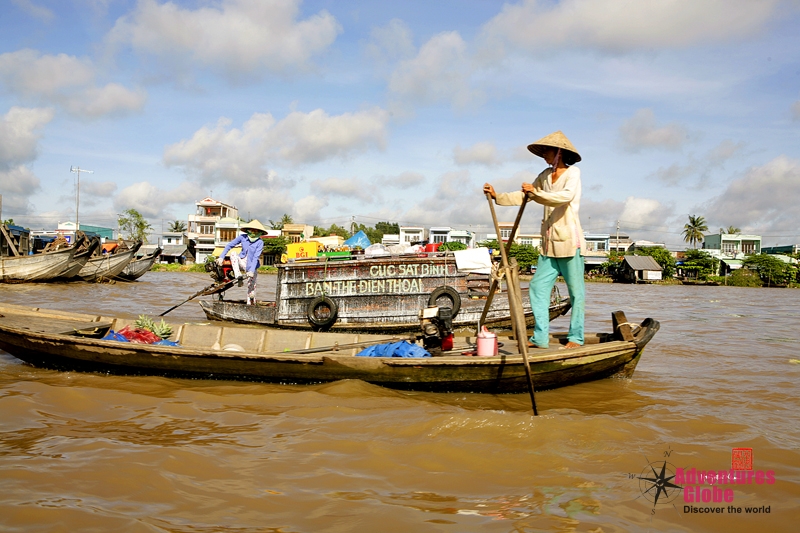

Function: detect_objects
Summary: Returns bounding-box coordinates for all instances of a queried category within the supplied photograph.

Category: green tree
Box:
[742,253,796,286]
[476,239,539,272]
[117,209,152,242]
[2,218,14,226]
[269,214,293,230]
[262,235,290,256]
[682,215,708,249]
[600,250,624,277]
[680,249,718,280]
[720,225,741,234]
[632,247,676,278]
[168,220,187,232]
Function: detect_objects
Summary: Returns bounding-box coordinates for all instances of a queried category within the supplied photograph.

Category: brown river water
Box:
[1,272,798,532]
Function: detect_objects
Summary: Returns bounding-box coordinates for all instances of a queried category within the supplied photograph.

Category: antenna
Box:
[70,166,94,229]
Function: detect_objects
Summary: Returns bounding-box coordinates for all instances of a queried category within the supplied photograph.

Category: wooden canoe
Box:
[0,302,659,394]
[58,237,101,279]
[0,245,77,283]
[114,247,162,281]
[76,242,142,282]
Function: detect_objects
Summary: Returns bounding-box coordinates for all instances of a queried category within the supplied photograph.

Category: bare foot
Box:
[561,341,581,350]
[527,342,546,349]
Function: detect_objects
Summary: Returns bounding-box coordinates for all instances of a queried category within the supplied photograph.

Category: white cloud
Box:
[164,108,390,185]
[388,31,483,109]
[293,195,328,223]
[479,0,780,57]
[226,186,299,223]
[0,166,41,215]
[704,156,800,233]
[376,171,426,189]
[707,139,745,164]
[106,0,341,76]
[0,106,54,170]
[309,177,376,203]
[365,19,416,65]
[11,0,54,22]
[112,180,207,219]
[453,141,500,166]
[619,197,674,229]
[619,109,687,152]
[792,100,800,121]
[82,180,118,198]
[0,49,146,117]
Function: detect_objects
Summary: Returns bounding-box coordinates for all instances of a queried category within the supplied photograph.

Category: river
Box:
[1,272,798,532]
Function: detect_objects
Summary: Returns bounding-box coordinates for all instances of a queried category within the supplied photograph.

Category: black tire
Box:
[307,296,338,330]
[427,286,461,317]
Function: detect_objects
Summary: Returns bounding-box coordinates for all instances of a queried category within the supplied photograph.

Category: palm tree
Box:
[683,215,708,249]
[168,220,187,233]
[721,225,741,234]
[269,213,293,230]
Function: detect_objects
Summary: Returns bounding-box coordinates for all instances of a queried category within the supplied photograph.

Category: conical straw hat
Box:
[240,219,268,234]
[527,130,581,164]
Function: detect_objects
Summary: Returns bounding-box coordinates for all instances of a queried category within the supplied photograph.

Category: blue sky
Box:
[1,0,799,249]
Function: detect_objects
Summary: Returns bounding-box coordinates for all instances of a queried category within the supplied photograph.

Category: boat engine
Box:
[418,305,454,356]
[205,258,235,284]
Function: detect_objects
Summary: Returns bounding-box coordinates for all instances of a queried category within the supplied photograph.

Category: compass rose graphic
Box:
[638,460,682,507]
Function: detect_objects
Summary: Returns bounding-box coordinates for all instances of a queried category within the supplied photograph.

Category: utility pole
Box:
[615,220,620,253]
[70,166,93,230]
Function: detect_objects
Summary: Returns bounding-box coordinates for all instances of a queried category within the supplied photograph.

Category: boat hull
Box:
[0,246,76,282]
[114,248,161,281]
[0,303,659,394]
[77,248,138,282]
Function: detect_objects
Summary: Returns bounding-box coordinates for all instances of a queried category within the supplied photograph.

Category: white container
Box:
[476,326,498,356]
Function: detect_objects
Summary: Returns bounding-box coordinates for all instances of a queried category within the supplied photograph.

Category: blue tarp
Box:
[356,341,431,358]
[343,230,371,249]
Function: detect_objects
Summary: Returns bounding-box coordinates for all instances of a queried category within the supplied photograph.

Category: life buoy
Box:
[307,296,338,330]
[427,286,461,317]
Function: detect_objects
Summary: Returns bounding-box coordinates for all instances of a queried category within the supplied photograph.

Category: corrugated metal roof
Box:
[161,245,190,257]
[623,255,662,271]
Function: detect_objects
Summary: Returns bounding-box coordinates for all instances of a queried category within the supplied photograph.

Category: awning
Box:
[102,243,118,253]
[722,259,743,270]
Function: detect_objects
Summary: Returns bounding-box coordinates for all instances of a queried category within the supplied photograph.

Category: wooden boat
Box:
[76,241,142,282]
[114,247,162,281]
[0,244,77,283]
[57,236,101,279]
[200,254,571,332]
[0,302,659,394]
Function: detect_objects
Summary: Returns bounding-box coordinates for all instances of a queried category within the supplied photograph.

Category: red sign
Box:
[731,448,753,470]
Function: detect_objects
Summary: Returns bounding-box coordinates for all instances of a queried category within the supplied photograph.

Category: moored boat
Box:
[0,302,659,394]
[199,253,571,332]
[57,236,101,279]
[0,244,77,283]
[114,247,162,281]
[76,241,142,282]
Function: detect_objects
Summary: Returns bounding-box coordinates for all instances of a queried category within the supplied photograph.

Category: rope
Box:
[490,261,505,283]
[615,321,641,334]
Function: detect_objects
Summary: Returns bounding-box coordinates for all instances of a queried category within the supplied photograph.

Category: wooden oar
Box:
[485,194,538,415]
[159,279,236,316]
[479,193,527,329]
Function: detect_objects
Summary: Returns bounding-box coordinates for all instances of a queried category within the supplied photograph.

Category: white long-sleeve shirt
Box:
[495,166,585,258]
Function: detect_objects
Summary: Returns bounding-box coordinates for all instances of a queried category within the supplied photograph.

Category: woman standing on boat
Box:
[483,131,585,349]
[217,220,268,305]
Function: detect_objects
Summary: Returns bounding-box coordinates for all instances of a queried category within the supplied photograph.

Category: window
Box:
[722,242,737,254]
[742,242,757,254]
[500,229,511,239]
[432,234,447,243]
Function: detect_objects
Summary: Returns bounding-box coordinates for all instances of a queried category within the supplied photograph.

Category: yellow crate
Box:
[286,242,320,261]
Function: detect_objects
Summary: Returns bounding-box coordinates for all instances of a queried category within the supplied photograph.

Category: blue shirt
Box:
[221,234,264,274]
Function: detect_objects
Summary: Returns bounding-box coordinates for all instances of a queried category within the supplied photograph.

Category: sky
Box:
[1,0,799,249]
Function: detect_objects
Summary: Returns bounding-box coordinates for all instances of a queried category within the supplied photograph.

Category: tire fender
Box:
[427,286,461,317]
[307,296,338,330]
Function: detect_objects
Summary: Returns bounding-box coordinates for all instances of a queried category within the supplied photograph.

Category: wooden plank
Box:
[0,315,112,336]
[0,225,20,257]
[612,310,635,342]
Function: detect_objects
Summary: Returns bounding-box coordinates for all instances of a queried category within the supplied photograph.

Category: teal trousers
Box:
[529,251,585,348]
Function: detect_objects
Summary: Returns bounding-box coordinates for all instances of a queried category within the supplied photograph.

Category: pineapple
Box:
[135,314,155,332]
[151,319,173,340]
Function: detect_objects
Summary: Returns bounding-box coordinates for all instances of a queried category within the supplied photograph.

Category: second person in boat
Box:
[217,220,268,305]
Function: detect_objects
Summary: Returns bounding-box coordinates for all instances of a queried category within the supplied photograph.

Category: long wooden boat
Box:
[57,236,101,279]
[76,242,142,282]
[0,302,659,394]
[114,247,161,281]
[200,253,571,332]
[0,245,77,283]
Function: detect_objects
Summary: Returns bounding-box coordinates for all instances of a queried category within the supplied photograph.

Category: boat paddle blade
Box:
[159,279,235,316]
